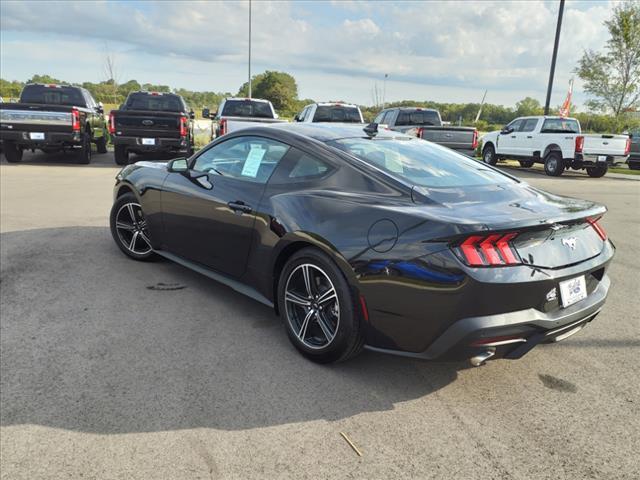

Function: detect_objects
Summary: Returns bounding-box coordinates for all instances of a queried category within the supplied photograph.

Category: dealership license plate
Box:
[141,138,155,145]
[29,132,45,140]
[559,276,587,308]
[597,155,607,162]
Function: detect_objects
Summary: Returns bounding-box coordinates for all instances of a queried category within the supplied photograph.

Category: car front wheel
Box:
[278,248,364,363]
[482,144,497,165]
[109,193,156,261]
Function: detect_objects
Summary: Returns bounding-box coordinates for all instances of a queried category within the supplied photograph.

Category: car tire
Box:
[96,134,108,154]
[544,152,564,176]
[109,192,157,261]
[627,162,640,171]
[277,247,364,363]
[482,144,497,165]
[114,145,129,166]
[3,141,23,163]
[586,165,608,178]
[76,132,92,164]
[519,160,534,168]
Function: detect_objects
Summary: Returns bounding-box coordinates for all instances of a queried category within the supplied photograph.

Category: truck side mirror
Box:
[201,108,210,118]
[500,126,512,134]
[189,110,195,120]
[96,102,104,114]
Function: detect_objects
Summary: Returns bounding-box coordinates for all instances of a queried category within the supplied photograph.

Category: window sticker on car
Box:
[241,147,266,178]
[385,154,404,173]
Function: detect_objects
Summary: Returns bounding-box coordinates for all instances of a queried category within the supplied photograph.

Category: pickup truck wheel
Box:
[519,160,534,168]
[76,133,92,164]
[96,135,108,154]
[627,162,640,170]
[586,165,608,178]
[114,145,129,166]
[543,152,564,176]
[482,144,497,165]
[3,141,23,163]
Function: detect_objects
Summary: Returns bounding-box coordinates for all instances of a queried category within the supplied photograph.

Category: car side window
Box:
[374,112,384,123]
[382,111,394,125]
[520,119,538,132]
[192,136,290,184]
[508,119,523,131]
[270,148,334,183]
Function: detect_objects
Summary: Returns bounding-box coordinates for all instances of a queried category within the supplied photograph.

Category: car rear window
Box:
[395,110,440,126]
[313,106,362,123]
[125,93,184,112]
[221,100,274,118]
[541,118,580,134]
[331,138,515,188]
[20,85,85,107]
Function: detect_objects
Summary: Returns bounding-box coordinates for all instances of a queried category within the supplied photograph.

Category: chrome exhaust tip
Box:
[470,348,495,367]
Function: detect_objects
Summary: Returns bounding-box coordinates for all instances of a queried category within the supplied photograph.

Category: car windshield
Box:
[331,138,516,188]
[313,106,361,123]
[540,118,580,133]
[125,93,183,111]
[20,85,85,106]
[222,100,274,118]
[395,110,440,126]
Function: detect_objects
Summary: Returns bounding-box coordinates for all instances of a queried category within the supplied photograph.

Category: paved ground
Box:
[1,150,639,479]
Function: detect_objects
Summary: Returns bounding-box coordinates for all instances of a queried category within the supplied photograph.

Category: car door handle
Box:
[228,201,252,214]
[527,135,533,139]
[511,135,516,138]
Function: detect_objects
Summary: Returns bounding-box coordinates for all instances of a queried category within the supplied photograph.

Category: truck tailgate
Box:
[0,104,72,134]
[583,134,629,156]
[419,126,477,151]
[113,110,183,138]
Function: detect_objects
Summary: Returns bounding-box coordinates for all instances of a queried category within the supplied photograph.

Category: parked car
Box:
[627,130,639,170]
[481,116,631,177]
[109,123,613,365]
[374,107,478,156]
[294,102,364,123]
[203,97,286,139]
[0,83,108,164]
[109,91,195,165]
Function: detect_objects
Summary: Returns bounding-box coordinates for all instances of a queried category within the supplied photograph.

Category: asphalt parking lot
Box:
[1,150,639,480]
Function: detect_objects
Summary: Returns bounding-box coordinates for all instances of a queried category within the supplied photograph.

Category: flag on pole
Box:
[558,78,573,117]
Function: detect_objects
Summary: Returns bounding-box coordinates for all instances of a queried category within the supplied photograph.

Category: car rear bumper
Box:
[575,153,628,166]
[365,274,609,361]
[113,135,188,153]
[0,129,81,147]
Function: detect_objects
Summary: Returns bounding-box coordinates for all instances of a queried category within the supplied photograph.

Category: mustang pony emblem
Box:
[562,237,577,250]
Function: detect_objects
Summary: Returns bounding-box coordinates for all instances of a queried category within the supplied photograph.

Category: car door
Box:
[496,119,523,156]
[518,118,540,156]
[160,135,290,277]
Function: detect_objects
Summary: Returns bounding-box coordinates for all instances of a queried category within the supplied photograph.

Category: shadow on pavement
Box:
[0,226,464,434]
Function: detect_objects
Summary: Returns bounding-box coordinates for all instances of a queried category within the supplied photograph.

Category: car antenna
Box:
[363,122,378,137]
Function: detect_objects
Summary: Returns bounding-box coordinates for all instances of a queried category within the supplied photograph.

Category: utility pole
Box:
[544,0,565,115]
[382,73,388,109]
[475,89,488,123]
[248,0,252,98]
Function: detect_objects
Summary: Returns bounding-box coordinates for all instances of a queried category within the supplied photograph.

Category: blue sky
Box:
[0,0,614,109]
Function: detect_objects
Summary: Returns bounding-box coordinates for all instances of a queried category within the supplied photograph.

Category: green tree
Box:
[26,74,65,85]
[515,97,544,117]
[237,71,298,113]
[576,1,640,116]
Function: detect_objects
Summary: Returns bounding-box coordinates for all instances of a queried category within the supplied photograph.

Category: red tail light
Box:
[71,108,81,132]
[575,135,584,153]
[587,217,607,241]
[108,111,116,134]
[219,118,227,136]
[456,232,521,267]
[179,116,188,137]
[624,137,631,156]
[416,127,424,138]
[471,129,478,150]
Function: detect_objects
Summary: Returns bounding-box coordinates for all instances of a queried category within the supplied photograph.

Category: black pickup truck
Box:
[109,91,195,165]
[0,84,108,164]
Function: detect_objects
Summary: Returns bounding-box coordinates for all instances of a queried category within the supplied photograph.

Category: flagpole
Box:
[544,0,565,115]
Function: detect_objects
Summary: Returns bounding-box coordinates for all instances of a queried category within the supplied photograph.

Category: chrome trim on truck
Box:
[0,109,71,126]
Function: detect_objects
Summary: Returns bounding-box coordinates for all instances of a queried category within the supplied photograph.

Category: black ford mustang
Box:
[110,123,614,365]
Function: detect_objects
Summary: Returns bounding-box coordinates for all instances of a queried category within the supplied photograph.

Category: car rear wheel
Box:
[96,134,108,154]
[544,152,564,176]
[628,161,640,170]
[482,144,497,165]
[519,160,534,168]
[109,193,156,261]
[278,248,364,363]
[586,165,608,178]
[76,133,91,164]
[3,141,23,163]
[114,145,129,165]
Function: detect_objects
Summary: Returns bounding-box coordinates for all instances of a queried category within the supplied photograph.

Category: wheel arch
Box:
[543,144,562,158]
[115,182,138,201]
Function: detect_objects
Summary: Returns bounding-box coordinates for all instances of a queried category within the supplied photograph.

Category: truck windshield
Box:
[222,100,274,118]
[395,110,440,126]
[20,85,85,107]
[331,138,514,188]
[540,118,580,134]
[125,93,184,112]
[313,106,362,123]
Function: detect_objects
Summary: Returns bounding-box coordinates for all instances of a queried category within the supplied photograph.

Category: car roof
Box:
[267,123,413,142]
[310,102,360,108]
[225,97,271,103]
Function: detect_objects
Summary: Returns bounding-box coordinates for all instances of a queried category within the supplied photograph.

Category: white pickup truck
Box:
[202,98,287,139]
[481,116,631,177]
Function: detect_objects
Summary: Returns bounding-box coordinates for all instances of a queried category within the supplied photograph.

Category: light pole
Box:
[382,73,388,109]
[544,0,565,115]
[248,0,252,98]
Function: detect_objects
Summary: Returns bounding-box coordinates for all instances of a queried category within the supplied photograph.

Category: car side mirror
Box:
[96,102,104,114]
[168,157,189,173]
[500,126,512,134]
[201,108,210,118]
[189,110,195,120]
[294,114,301,122]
